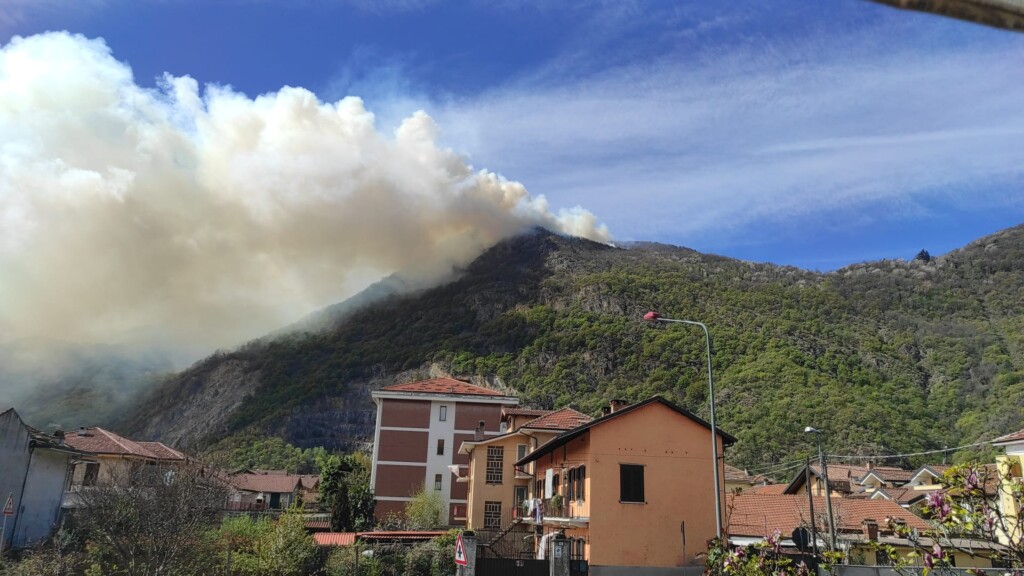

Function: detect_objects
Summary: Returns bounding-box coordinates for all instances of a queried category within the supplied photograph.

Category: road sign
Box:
[454,532,468,566]
[2,494,13,516]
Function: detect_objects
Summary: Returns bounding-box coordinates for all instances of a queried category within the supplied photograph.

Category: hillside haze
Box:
[118,225,1024,470]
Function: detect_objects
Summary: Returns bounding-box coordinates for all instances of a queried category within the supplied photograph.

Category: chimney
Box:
[474,420,486,441]
[866,461,874,471]
[53,430,65,439]
[601,406,611,416]
[609,399,629,413]
[862,519,878,542]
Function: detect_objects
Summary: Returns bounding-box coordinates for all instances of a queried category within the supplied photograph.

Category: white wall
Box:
[0,410,32,551]
[15,448,71,548]
[426,400,456,523]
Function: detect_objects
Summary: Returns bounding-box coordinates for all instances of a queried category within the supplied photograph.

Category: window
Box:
[577,466,586,501]
[553,473,560,495]
[486,446,504,484]
[484,501,502,529]
[439,405,447,421]
[514,486,528,509]
[516,444,528,461]
[437,439,445,455]
[567,468,576,501]
[83,462,100,487]
[575,539,585,560]
[620,464,645,503]
[434,474,442,491]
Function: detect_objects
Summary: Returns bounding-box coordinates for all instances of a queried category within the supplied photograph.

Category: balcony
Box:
[452,504,467,522]
[514,465,532,480]
[520,497,589,527]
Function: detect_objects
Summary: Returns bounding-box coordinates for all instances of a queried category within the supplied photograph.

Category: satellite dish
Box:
[791,527,811,552]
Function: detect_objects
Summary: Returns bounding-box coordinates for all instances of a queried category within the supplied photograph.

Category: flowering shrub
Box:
[704,533,815,576]
[879,464,1024,575]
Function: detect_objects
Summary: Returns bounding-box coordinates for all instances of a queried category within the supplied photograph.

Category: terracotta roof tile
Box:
[380,378,509,397]
[230,472,301,493]
[520,407,592,431]
[811,464,915,485]
[994,428,1024,444]
[314,532,356,546]
[747,484,789,495]
[727,493,931,538]
[725,464,767,484]
[64,428,184,460]
[872,486,936,505]
[137,442,186,461]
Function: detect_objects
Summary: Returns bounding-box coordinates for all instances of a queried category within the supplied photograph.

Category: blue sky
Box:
[4,0,1024,271]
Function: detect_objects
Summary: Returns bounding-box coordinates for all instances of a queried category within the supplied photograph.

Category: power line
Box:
[826,439,995,461]
[743,459,806,477]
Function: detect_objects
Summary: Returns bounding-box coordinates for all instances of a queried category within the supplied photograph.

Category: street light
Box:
[804,426,837,551]
[643,311,723,540]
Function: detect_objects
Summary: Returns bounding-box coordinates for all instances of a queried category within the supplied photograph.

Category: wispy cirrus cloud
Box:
[421,8,1024,251]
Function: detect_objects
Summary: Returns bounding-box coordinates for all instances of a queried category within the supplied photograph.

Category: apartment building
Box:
[369,377,518,525]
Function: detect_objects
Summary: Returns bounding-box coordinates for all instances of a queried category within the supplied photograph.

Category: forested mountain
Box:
[118,225,1024,472]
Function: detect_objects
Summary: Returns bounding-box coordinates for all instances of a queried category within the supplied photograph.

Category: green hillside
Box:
[120,225,1024,473]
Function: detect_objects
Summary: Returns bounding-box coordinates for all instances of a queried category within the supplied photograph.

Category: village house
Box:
[783,462,917,497]
[369,377,518,525]
[0,408,87,550]
[62,426,186,501]
[727,492,1003,568]
[458,406,591,556]
[993,428,1024,547]
[515,396,736,574]
[224,469,316,511]
[723,464,768,493]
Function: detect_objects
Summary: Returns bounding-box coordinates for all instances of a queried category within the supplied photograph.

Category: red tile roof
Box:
[314,532,356,546]
[822,464,916,484]
[64,428,184,461]
[305,520,331,530]
[724,464,767,485]
[137,442,186,460]
[521,407,592,431]
[871,486,936,505]
[380,378,509,397]
[747,484,789,495]
[994,428,1024,444]
[727,493,931,538]
[230,472,301,493]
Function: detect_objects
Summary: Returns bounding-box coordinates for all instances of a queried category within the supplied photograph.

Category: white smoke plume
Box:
[0,32,610,355]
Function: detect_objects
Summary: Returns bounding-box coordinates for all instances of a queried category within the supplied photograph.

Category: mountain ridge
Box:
[109,222,1024,469]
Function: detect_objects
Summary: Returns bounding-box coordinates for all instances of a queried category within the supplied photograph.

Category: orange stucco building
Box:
[516,396,736,574]
[459,407,591,533]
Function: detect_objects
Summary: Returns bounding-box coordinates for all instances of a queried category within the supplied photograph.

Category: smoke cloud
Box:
[0,32,610,355]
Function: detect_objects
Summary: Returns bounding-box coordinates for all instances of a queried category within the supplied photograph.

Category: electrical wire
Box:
[742,459,806,477]
[826,439,995,461]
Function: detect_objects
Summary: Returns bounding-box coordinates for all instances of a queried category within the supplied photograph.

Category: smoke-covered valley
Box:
[0,32,609,422]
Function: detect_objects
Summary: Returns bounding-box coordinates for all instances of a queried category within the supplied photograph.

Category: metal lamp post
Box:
[805,426,837,551]
[643,311,723,540]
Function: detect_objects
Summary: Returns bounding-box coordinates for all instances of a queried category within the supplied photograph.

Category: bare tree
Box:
[73,461,227,576]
